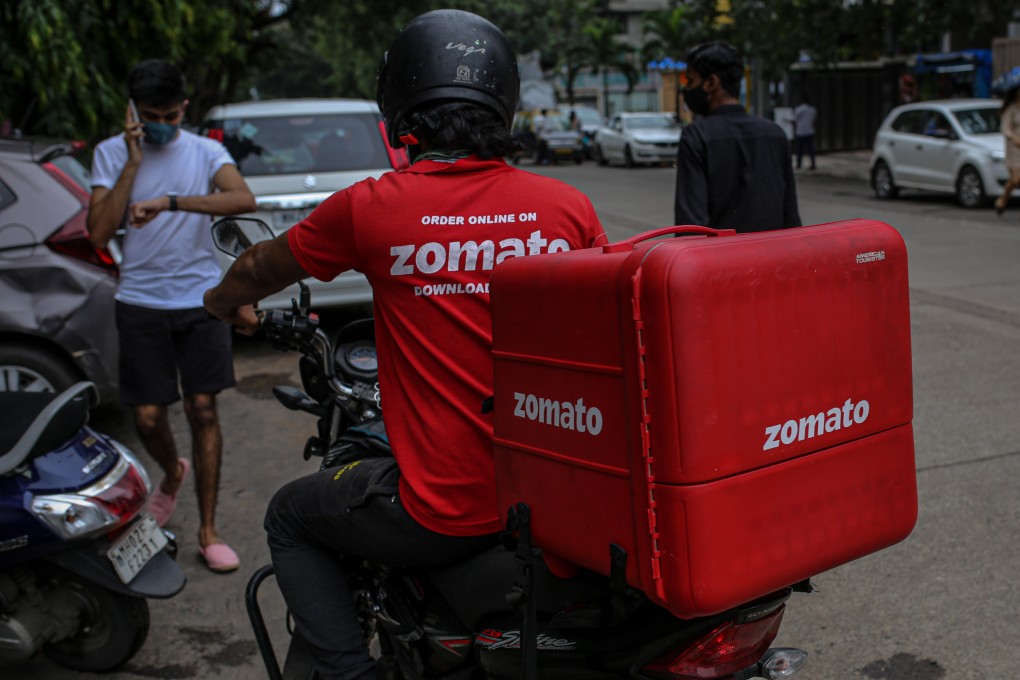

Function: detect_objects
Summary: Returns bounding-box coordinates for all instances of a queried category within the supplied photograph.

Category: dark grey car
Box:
[0,137,119,402]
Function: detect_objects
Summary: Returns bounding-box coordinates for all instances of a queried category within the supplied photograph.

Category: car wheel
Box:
[0,344,80,394]
[955,165,986,208]
[624,145,635,168]
[595,144,607,166]
[871,160,899,199]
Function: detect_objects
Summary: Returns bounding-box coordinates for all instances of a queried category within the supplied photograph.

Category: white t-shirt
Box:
[793,103,817,137]
[91,130,234,309]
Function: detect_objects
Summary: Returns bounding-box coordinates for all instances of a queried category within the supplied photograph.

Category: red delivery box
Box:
[489,220,917,618]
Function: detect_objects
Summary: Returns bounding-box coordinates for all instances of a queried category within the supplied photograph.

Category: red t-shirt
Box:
[288,156,605,536]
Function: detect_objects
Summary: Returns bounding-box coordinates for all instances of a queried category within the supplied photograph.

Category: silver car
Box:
[870,99,1010,208]
[594,112,681,167]
[200,99,407,310]
[0,138,119,401]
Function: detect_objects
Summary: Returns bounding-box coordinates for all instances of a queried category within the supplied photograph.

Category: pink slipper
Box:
[200,542,240,573]
[147,458,190,527]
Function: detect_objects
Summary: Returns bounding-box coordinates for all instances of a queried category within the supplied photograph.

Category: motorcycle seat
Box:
[0,382,97,475]
[427,545,609,631]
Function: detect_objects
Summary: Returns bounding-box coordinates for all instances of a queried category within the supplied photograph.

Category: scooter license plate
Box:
[107,514,168,584]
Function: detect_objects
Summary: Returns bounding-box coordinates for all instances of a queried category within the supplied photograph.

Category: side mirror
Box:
[211,217,275,258]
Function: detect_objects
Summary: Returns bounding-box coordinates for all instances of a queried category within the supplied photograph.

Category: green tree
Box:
[262,0,609,103]
[582,15,638,117]
[0,0,297,140]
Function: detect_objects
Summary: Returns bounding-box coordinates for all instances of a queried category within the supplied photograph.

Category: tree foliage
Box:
[2,0,1014,141]
[0,0,291,141]
[641,0,1015,81]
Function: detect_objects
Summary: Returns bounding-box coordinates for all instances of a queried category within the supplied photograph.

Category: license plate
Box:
[273,208,314,231]
[107,514,168,584]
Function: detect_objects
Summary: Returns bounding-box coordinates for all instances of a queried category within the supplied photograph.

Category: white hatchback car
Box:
[593,112,681,167]
[201,99,407,309]
[870,99,1008,208]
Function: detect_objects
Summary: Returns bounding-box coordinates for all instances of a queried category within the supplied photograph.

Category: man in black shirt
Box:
[674,41,801,232]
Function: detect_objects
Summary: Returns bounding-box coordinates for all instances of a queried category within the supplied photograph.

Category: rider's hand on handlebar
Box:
[227,304,262,336]
[204,289,261,336]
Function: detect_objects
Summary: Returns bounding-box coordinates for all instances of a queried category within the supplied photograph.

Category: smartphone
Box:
[128,99,141,124]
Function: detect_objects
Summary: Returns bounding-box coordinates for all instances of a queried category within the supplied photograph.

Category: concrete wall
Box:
[992,37,1020,78]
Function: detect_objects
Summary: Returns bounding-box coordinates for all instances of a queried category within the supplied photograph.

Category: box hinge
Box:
[631,269,663,593]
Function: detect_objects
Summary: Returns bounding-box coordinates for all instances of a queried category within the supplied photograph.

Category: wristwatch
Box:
[167,192,178,211]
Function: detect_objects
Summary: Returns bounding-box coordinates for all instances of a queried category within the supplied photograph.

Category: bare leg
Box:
[995,168,1020,212]
[134,404,185,495]
[183,393,224,549]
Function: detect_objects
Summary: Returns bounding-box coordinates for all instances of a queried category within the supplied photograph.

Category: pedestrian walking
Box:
[87,59,256,573]
[995,86,1020,217]
[792,97,818,170]
[674,41,800,232]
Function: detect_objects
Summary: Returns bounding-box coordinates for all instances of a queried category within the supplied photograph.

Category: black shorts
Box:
[115,301,236,406]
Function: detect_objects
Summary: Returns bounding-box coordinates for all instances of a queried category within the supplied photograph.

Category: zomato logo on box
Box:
[764,398,870,451]
[513,391,604,436]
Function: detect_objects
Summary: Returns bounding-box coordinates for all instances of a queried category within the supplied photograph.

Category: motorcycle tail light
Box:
[642,606,785,679]
[89,454,150,523]
[32,451,150,540]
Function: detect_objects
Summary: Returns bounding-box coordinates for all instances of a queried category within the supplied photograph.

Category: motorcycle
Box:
[211,217,809,680]
[0,381,186,672]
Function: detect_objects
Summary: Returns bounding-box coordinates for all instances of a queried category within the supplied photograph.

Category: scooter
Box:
[212,217,809,680]
[0,381,186,672]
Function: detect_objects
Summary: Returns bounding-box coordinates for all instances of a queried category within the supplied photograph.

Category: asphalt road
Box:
[14,160,1020,679]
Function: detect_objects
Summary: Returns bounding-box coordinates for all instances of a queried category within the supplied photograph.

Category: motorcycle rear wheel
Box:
[43,576,149,672]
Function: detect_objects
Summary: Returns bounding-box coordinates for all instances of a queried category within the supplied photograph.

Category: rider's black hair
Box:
[685,41,744,99]
[127,59,187,107]
[413,102,520,159]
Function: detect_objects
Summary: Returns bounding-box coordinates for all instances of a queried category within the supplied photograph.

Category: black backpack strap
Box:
[505,503,538,680]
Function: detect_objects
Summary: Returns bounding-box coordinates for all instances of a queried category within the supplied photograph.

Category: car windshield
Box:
[573,109,602,125]
[626,115,679,130]
[215,113,389,176]
[952,107,1001,135]
[49,155,91,192]
[543,113,571,131]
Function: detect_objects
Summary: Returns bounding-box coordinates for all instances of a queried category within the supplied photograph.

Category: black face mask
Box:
[683,83,710,117]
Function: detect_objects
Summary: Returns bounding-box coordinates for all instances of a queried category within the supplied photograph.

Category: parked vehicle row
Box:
[870,98,1007,208]
[593,112,682,167]
[0,138,120,402]
[510,109,585,165]
[511,108,683,168]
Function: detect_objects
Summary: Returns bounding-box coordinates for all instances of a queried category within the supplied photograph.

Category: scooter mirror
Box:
[211,217,275,258]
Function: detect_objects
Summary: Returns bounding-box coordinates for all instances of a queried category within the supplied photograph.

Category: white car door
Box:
[882,110,927,185]
[602,116,624,161]
[911,111,958,189]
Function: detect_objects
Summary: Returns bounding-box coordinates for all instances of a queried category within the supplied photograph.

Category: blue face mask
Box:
[142,121,179,145]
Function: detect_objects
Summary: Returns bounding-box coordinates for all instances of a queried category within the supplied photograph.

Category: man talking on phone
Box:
[87,59,255,573]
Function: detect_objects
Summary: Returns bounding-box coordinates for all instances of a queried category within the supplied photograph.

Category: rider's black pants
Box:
[264,457,498,680]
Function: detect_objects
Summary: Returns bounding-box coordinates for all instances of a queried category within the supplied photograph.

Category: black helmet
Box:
[377,10,520,148]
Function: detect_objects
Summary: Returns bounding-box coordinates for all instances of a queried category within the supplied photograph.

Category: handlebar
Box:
[259,309,356,399]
